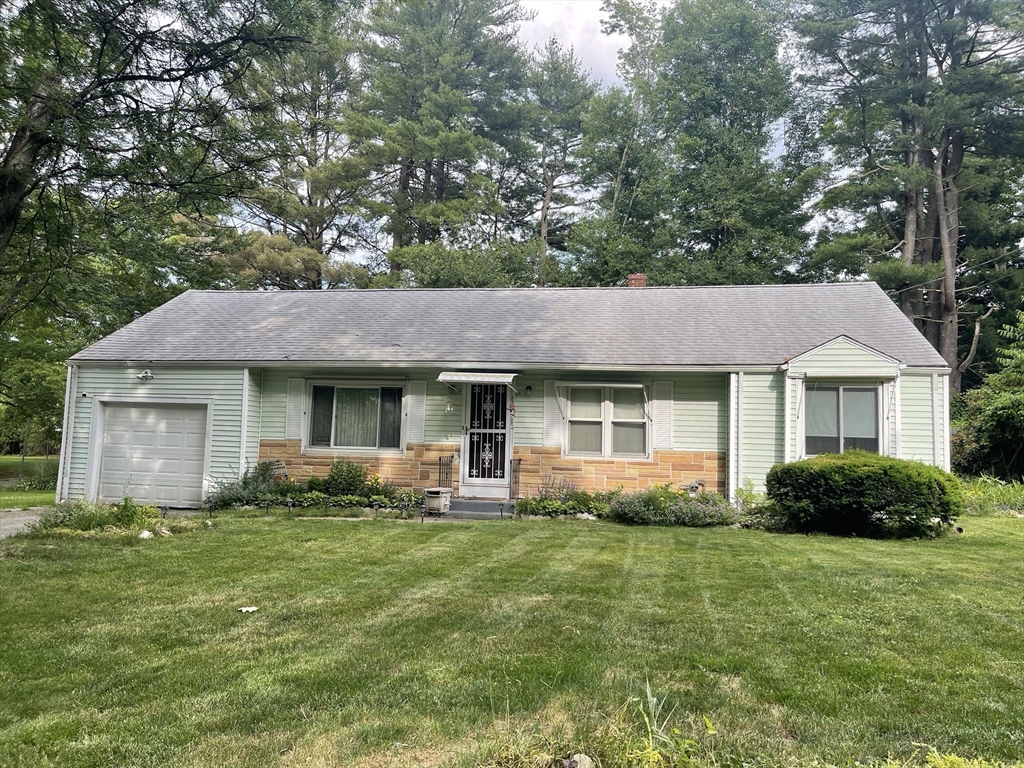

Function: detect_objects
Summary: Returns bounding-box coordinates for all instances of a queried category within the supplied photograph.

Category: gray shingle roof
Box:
[69,283,948,368]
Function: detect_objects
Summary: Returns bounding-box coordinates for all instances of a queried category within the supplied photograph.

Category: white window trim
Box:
[802,381,884,458]
[303,380,407,456]
[561,384,651,460]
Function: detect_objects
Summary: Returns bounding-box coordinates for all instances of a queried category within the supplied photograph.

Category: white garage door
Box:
[98,403,208,507]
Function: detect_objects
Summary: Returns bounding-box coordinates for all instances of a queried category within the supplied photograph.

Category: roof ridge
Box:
[182,282,879,295]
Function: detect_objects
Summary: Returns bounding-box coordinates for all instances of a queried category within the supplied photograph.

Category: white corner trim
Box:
[737,372,744,491]
[56,364,76,502]
[932,373,941,468]
[728,373,738,503]
[84,396,215,503]
[239,368,249,479]
[783,374,792,464]
[894,372,902,458]
[942,374,951,471]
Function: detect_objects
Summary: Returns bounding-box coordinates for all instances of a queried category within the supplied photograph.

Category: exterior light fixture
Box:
[525,385,533,395]
[136,369,154,381]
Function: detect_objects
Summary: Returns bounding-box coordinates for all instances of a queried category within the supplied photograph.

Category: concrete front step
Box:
[448,498,515,519]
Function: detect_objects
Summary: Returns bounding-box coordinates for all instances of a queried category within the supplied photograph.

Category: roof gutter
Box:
[66,359,792,374]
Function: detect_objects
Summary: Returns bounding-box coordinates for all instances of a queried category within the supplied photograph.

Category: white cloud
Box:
[517,0,630,87]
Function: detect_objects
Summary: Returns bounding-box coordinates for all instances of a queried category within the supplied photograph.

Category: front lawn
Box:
[1,518,1023,767]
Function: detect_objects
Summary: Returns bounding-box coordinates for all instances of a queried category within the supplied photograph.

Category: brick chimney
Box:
[627,273,648,288]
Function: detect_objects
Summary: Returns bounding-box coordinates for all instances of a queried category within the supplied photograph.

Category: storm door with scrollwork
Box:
[461,383,511,497]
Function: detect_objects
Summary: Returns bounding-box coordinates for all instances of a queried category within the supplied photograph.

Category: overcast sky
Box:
[517,0,630,86]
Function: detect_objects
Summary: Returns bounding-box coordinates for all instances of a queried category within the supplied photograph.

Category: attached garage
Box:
[88,398,212,507]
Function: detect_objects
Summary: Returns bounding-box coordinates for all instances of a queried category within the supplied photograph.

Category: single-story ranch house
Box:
[55,281,950,508]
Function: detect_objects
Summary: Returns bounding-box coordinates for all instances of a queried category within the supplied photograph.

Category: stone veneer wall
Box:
[258,439,462,493]
[513,446,726,496]
[260,439,726,496]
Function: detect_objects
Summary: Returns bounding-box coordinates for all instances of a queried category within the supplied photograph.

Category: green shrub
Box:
[306,476,327,493]
[609,486,737,526]
[766,451,963,538]
[514,485,619,518]
[33,497,158,532]
[325,458,367,496]
[363,473,399,500]
[204,462,279,509]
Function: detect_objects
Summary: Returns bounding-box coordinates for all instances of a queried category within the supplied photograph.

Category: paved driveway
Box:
[0,507,46,538]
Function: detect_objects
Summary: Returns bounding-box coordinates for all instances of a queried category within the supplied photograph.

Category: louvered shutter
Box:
[406,381,426,443]
[652,381,673,449]
[543,380,561,446]
[285,378,304,440]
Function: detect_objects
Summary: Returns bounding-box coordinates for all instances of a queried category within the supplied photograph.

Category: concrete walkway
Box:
[0,507,47,538]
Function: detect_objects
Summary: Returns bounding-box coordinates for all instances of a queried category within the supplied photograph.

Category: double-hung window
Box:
[805,384,879,455]
[566,386,648,458]
[309,385,403,451]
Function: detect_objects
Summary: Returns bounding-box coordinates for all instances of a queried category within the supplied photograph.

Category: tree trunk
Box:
[0,86,58,263]
[391,158,414,270]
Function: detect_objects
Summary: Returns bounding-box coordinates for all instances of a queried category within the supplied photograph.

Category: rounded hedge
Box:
[765,451,963,538]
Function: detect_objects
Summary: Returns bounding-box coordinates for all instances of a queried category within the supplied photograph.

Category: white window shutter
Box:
[285,378,304,440]
[543,380,561,446]
[407,380,426,443]
[652,381,673,449]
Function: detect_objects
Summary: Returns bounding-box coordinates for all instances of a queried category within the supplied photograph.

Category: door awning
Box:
[437,372,518,385]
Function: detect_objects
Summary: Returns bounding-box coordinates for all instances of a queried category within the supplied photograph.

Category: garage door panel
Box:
[104,430,130,447]
[99,403,208,508]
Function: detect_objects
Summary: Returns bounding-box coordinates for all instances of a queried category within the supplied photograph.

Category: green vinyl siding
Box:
[900,374,935,463]
[424,380,462,443]
[244,369,263,469]
[65,365,244,499]
[671,374,727,451]
[741,372,785,492]
[789,338,898,377]
[511,376,544,446]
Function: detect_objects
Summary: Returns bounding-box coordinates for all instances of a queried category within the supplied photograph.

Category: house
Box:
[55,281,950,508]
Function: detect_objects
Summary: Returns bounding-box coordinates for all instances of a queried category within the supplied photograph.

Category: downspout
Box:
[737,372,744,492]
[55,364,76,502]
[932,372,941,468]
[728,373,737,504]
[783,367,792,464]
[239,368,249,479]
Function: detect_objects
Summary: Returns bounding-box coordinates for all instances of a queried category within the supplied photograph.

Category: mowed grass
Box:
[2,518,1023,767]
[0,489,55,509]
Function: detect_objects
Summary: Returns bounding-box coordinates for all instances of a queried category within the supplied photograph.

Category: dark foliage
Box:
[766,452,963,538]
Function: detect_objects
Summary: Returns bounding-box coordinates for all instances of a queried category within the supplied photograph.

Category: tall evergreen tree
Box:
[573,0,819,286]
[228,0,374,289]
[352,0,529,271]
[798,0,1024,390]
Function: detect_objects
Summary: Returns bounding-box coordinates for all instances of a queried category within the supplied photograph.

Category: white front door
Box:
[460,383,512,499]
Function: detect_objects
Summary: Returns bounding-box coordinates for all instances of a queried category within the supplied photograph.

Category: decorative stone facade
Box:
[258,439,461,493]
[512,446,726,496]
[260,439,726,497]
